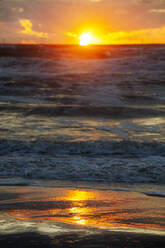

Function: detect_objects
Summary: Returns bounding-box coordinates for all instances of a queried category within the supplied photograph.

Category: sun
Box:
[79,32,92,46]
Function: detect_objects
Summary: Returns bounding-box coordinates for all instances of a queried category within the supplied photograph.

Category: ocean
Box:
[0,44,165,184]
[0,44,165,246]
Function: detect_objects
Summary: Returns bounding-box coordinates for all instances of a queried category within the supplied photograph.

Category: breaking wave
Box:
[0,139,165,156]
[0,139,165,183]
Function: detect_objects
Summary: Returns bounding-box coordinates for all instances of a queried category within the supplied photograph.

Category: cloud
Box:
[66,32,77,38]
[150,8,165,13]
[20,39,36,44]
[90,0,102,2]
[104,26,165,44]
[19,19,48,38]
[139,0,165,4]
[65,25,165,44]
[12,7,24,13]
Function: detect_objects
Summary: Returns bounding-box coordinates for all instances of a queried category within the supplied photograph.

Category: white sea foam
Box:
[0,152,165,183]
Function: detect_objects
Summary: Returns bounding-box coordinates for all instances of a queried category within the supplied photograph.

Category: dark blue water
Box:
[0,44,165,183]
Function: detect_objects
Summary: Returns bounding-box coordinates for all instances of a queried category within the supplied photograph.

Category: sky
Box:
[0,0,165,44]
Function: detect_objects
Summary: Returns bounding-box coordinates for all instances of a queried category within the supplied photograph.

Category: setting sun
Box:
[79,32,93,46]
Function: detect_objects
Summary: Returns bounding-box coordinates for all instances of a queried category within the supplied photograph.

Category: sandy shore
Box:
[1,230,165,248]
[0,179,165,247]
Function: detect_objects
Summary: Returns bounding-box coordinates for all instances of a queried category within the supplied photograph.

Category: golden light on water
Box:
[8,188,165,233]
[66,190,94,225]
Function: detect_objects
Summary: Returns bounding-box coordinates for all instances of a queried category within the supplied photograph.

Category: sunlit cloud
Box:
[12,7,24,13]
[19,19,48,38]
[65,26,165,45]
[66,32,77,38]
[150,9,165,13]
[139,0,165,4]
[20,39,36,44]
[90,0,102,2]
[104,26,165,44]
[18,7,24,13]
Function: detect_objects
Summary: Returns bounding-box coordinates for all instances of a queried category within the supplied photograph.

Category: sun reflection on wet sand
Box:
[3,186,164,234]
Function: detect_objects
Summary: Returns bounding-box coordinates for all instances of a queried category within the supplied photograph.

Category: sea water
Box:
[0,44,165,184]
[0,45,165,240]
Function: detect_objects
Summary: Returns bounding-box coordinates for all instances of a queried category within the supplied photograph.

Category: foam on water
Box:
[0,44,165,183]
[0,152,165,183]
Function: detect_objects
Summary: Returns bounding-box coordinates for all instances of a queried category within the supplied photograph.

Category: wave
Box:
[0,139,165,156]
[0,139,165,183]
[0,104,164,119]
[0,154,164,183]
[143,192,165,198]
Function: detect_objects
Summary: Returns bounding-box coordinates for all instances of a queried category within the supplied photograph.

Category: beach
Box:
[1,230,165,248]
[0,179,165,247]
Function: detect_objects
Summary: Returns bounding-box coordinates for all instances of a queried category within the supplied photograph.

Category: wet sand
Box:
[1,230,165,248]
[0,180,165,247]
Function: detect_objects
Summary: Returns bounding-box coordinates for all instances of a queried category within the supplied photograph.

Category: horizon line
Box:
[0,43,165,46]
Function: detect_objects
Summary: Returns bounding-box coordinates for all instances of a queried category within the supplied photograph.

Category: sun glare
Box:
[79,32,92,45]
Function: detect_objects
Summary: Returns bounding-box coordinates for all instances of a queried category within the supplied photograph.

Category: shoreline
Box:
[0,180,165,247]
[0,181,165,237]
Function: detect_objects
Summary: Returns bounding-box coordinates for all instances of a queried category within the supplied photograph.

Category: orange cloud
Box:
[66,26,165,45]
[18,19,165,45]
[20,40,37,44]
[150,9,165,13]
[104,26,165,44]
[19,19,48,38]
[18,8,24,13]
[12,8,24,13]
[66,32,77,38]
